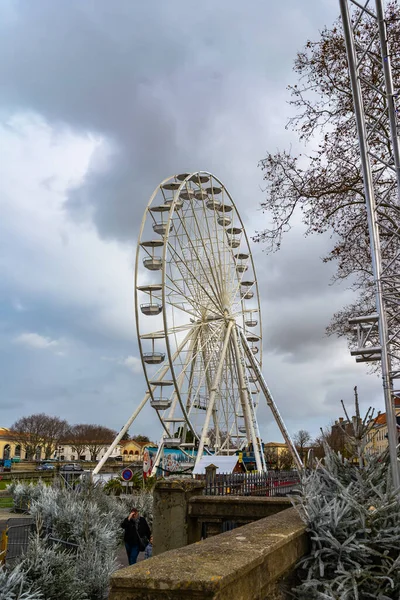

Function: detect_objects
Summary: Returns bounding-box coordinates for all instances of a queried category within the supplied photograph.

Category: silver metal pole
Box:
[339,0,400,489]
[375,0,400,199]
[92,393,150,475]
[240,331,303,471]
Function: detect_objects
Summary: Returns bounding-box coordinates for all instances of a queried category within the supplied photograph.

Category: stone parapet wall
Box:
[152,478,205,555]
[109,507,308,600]
[189,495,292,537]
[152,478,292,554]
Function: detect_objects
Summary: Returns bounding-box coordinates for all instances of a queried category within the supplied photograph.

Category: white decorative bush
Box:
[7,480,153,600]
[292,447,400,599]
[0,564,42,600]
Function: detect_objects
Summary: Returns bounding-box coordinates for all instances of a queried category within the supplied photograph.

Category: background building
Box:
[365,398,400,455]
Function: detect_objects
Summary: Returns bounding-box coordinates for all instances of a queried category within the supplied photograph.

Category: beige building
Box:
[0,428,24,460]
[1,427,122,462]
[264,442,294,469]
[53,443,122,462]
[120,439,149,463]
[365,398,400,455]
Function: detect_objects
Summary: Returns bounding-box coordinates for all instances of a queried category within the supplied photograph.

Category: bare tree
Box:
[293,429,312,465]
[11,414,48,460]
[68,424,90,459]
[69,424,117,461]
[254,4,400,356]
[277,449,294,471]
[264,446,279,470]
[207,429,237,450]
[43,416,69,459]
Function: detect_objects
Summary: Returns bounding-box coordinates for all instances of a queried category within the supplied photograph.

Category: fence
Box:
[199,470,300,497]
[0,520,34,565]
[0,520,80,566]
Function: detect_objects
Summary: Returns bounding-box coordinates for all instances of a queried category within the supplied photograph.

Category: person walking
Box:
[120,507,151,565]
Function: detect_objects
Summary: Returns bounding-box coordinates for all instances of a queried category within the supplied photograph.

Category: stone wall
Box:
[109,507,308,600]
[152,479,292,554]
[152,479,205,555]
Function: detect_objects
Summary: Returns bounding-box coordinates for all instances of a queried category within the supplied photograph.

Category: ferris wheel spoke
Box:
[196,188,231,306]
[169,201,223,303]
[182,190,225,304]
[185,327,226,430]
[168,321,225,429]
[185,323,225,417]
[170,204,224,308]
[166,244,223,314]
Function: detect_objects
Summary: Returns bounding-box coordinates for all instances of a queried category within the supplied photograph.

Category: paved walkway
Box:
[0,507,31,521]
[117,545,146,568]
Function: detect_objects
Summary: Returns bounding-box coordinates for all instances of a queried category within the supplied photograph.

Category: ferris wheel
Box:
[93,171,302,476]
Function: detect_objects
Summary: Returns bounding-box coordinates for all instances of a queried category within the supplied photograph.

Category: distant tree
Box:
[175,427,194,444]
[69,424,117,461]
[277,449,294,471]
[120,430,130,441]
[11,413,68,460]
[207,429,237,450]
[42,416,69,459]
[293,430,312,465]
[264,446,279,470]
[131,435,150,443]
[68,424,90,459]
[85,425,116,461]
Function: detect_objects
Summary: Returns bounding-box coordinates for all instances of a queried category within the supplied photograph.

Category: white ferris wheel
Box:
[94,171,301,475]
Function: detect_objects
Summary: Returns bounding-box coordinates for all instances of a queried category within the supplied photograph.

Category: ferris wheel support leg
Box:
[93,332,195,476]
[92,392,151,476]
[240,331,303,472]
[150,441,165,477]
[231,326,263,473]
[195,320,235,466]
[199,329,222,452]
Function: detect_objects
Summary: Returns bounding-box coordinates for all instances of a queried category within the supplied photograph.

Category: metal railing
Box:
[198,470,300,497]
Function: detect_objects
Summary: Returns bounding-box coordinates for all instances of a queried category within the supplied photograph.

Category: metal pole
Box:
[375,0,400,199]
[92,392,150,475]
[339,0,400,489]
[240,331,303,471]
[231,325,263,472]
[195,320,234,465]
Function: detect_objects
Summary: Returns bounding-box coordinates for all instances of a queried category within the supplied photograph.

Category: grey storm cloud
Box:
[1,0,381,440]
[0,0,338,240]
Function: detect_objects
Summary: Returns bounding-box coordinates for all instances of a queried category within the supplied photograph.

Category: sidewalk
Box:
[0,507,31,521]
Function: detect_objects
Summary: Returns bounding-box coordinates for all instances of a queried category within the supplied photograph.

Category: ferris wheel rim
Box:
[134,171,263,454]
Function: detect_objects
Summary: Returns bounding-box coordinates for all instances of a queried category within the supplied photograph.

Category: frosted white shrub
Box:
[8,480,154,600]
[6,479,154,599]
[0,564,42,600]
[292,447,400,599]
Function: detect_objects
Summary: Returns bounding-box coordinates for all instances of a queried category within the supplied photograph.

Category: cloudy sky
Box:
[0,0,384,444]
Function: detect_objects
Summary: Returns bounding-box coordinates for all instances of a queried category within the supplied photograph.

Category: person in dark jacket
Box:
[120,507,151,565]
